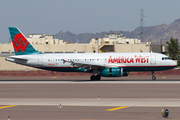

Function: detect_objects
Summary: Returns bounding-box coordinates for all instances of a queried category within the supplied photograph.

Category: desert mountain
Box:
[54,18,180,44]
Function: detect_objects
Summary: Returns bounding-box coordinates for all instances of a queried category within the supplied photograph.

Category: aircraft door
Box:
[150,54,156,65]
[38,55,43,66]
[104,58,107,63]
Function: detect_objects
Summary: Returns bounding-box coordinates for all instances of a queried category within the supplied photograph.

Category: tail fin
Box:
[9,27,42,55]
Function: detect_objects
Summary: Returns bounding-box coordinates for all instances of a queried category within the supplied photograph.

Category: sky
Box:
[0,0,180,43]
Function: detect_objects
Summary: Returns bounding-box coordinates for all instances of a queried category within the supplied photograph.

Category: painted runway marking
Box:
[0,105,17,109]
[162,76,166,78]
[106,106,129,111]
[52,76,57,78]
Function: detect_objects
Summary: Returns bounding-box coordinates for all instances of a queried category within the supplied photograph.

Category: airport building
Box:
[0,33,167,71]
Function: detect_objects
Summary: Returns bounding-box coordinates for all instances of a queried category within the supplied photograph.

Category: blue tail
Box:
[9,27,42,55]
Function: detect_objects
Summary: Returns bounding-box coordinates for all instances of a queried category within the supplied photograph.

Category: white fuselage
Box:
[6,52,177,72]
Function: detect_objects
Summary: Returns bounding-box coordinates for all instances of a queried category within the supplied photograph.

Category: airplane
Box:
[5,27,177,80]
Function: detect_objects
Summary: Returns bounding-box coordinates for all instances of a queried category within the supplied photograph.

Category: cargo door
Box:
[150,54,156,65]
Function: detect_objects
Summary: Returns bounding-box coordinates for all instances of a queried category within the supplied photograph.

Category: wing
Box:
[62,59,119,70]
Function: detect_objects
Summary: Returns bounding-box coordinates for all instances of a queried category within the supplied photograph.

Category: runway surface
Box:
[0,75,180,120]
[1,106,180,120]
[0,75,180,81]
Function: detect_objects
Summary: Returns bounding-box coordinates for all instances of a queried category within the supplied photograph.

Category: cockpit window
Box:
[162,57,171,60]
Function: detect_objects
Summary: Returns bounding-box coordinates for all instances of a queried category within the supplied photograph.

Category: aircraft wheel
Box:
[90,75,95,81]
[152,76,156,80]
[96,75,101,80]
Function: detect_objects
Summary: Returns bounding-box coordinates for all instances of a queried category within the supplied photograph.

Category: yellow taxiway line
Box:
[106,106,129,111]
[0,105,17,109]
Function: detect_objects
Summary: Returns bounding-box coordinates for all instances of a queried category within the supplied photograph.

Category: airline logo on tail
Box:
[12,33,29,53]
[9,27,42,55]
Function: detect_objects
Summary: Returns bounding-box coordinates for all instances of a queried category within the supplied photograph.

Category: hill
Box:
[54,18,180,44]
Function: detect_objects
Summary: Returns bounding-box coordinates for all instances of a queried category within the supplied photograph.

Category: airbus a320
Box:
[6,27,177,80]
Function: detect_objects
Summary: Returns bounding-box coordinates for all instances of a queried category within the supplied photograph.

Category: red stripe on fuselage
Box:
[37,65,176,68]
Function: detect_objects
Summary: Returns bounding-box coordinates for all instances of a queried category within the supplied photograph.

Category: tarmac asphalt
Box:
[0,75,180,120]
[1,106,180,120]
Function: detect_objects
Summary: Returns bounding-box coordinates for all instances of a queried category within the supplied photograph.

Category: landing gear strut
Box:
[90,75,101,81]
[152,71,156,80]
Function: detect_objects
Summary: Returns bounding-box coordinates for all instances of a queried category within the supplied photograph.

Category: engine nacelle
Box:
[100,68,128,77]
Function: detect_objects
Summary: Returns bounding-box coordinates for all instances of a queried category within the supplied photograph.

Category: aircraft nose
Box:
[171,60,177,66]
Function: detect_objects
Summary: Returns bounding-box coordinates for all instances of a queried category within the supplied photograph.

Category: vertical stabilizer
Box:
[9,27,42,55]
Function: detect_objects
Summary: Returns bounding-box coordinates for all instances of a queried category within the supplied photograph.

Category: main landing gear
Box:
[90,75,101,81]
[90,69,101,81]
[152,71,156,80]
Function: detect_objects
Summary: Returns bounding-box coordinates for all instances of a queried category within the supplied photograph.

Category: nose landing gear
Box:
[152,71,156,80]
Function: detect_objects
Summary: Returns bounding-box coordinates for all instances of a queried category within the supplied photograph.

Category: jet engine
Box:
[100,68,128,77]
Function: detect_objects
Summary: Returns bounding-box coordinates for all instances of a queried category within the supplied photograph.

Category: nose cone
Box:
[171,60,177,67]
